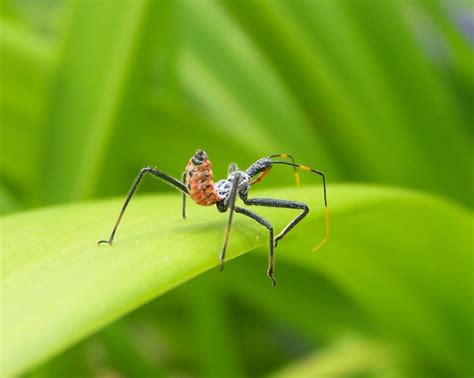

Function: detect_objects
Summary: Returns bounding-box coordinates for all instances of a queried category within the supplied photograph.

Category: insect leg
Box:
[98,167,188,246]
[219,172,241,271]
[268,161,328,252]
[228,162,238,174]
[244,198,308,248]
[234,206,276,287]
[182,172,187,219]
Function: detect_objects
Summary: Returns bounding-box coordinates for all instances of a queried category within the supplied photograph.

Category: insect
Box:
[98,149,328,286]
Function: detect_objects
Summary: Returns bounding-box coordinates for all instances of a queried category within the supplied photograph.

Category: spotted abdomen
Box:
[185,158,222,206]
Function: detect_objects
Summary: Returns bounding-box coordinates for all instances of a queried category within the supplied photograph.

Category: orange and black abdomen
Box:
[185,158,222,206]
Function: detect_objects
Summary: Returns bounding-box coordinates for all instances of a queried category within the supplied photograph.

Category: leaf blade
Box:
[1,184,470,375]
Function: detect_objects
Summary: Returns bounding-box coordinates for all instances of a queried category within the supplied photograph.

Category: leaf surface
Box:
[1,184,470,375]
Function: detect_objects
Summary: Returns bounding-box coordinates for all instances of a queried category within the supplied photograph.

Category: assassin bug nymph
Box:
[98,150,328,286]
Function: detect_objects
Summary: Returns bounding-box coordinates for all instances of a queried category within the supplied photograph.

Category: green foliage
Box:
[0,0,472,376]
[2,185,471,376]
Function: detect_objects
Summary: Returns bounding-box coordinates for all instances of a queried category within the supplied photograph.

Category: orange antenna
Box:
[269,153,301,187]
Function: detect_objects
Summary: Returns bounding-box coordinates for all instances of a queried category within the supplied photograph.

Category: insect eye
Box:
[193,149,208,164]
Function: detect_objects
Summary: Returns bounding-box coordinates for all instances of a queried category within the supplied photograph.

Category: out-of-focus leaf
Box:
[222,254,370,345]
[343,0,471,204]
[270,337,399,378]
[178,2,336,171]
[184,277,245,377]
[0,183,21,214]
[40,0,150,204]
[277,186,472,376]
[0,19,54,208]
[218,0,471,206]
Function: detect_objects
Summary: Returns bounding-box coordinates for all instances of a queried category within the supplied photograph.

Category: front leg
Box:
[98,167,188,246]
[228,162,238,175]
[219,172,241,271]
[245,153,300,187]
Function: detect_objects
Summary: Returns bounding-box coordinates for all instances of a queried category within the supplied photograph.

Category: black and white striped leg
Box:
[98,167,188,246]
[228,162,238,175]
[235,207,276,287]
[219,172,241,271]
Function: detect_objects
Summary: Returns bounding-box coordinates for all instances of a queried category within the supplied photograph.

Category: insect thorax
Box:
[214,171,250,209]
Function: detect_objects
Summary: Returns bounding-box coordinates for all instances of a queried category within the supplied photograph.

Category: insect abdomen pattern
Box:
[185,159,222,206]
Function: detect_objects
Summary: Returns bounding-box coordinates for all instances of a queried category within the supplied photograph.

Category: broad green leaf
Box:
[2,183,325,376]
[1,184,470,376]
[24,256,370,377]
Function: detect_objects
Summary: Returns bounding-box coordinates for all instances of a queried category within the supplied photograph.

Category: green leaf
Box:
[209,0,471,206]
[274,190,472,375]
[269,337,399,377]
[40,0,150,204]
[0,18,54,208]
[1,184,470,376]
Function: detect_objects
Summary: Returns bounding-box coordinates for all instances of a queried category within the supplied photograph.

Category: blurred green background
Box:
[1,0,472,377]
